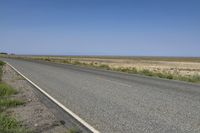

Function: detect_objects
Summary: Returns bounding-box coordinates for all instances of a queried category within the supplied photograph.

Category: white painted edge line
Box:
[6,62,100,133]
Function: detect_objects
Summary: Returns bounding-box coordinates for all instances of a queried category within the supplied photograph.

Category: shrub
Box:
[140,69,153,76]
[44,58,51,61]
[73,61,81,65]
[131,67,137,73]
[0,61,5,66]
[99,64,110,70]
[62,60,70,64]
[166,73,173,79]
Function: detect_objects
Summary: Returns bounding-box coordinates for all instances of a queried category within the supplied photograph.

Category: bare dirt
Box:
[2,64,67,133]
[69,57,200,76]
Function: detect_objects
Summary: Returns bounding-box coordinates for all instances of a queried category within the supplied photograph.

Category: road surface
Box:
[2,58,200,133]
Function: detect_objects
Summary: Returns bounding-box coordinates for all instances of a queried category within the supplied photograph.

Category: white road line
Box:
[6,62,100,133]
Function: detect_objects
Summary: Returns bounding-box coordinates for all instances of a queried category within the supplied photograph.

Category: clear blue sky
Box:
[0,0,200,56]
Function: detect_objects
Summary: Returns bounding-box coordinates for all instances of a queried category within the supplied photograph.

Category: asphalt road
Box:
[2,58,200,133]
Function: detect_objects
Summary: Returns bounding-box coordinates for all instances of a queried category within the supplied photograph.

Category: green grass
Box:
[0,83,17,97]
[0,68,2,81]
[67,128,80,133]
[0,60,5,81]
[0,60,29,133]
[0,86,27,133]
[0,61,5,66]
[173,74,200,83]
[0,98,24,108]
[0,113,29,133]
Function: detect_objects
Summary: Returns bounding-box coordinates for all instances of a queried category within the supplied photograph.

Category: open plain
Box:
[1,58,200,133]
[4,55,200,82]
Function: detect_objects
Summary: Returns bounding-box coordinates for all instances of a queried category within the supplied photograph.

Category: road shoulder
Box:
[2,64,67,133]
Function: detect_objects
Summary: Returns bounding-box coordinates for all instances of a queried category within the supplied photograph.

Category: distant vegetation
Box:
[0,52,8,55]
[26,57,200,83]
[2,55,200,83]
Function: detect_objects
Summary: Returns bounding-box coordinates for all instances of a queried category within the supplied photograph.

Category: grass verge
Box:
[0,98,25,108]
[0,113,28,133]
[0,61,5,81]
[0,60,29,133]
[0,83,17,97]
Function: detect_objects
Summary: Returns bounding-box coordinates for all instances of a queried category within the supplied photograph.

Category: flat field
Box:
[2,55,200,82]
[70,57,200,76]
[31,56,200,76]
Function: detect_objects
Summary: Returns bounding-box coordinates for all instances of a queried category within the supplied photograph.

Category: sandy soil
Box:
[4,55,200,76]
[69,58,200,76]
[29,56,200,76]
[2,64,67,133]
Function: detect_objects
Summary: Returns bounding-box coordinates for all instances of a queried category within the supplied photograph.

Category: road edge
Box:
[6,62,100,133]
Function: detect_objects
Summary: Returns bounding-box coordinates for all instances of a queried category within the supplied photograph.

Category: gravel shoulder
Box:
[2,64,67,133]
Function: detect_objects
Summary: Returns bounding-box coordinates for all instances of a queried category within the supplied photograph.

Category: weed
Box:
[131,67,138,73]
[165,73,173,79]
[0,83,17,97]
[62,60,70,64]
[0,61,5,81]
[190,74,200,82]
[89,62,94,66]
[73,61,81,65]
[0,113,28,133]
[99,64,110,70]
[174,74,200,83]
[67,128,80,133]
[140,69,154,76]
[155,72,165,78]
[44,58,51,61]
[0,69,2,81]
[0,62,29,133]
[0,61,5,66]
[0,98,24,108]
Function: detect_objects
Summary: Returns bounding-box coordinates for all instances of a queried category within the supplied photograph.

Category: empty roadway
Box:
[2,58,200,133]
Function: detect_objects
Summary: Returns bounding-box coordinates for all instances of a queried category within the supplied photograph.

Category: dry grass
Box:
[2,55,200,83]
